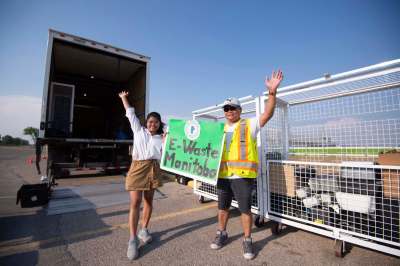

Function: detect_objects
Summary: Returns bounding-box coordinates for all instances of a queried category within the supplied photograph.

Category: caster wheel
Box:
[176,175,183,184]
[271,221,283,235]
[182,177,189,185]
[254,215,265,228]
[198,195,205,203]
[334,240,346,258]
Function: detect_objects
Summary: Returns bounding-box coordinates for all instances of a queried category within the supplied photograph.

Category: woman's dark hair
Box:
[146,112,164,135]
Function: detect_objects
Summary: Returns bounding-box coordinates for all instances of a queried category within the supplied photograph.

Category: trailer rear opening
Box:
[45,39,147,139]
[39,30,150,180]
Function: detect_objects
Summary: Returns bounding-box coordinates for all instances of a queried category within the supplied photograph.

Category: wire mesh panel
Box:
[288,87,400,162]
[261,97,289,161]
[263,61,400,256]
[192,97,260,212]
[276,63,400,163]
[267,160,400,247]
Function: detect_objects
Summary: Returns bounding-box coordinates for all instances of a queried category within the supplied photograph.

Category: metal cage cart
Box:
[192,96,265,217]
[262,59,400,257]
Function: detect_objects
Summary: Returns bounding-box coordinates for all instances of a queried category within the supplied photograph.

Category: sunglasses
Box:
[223,105,238,112]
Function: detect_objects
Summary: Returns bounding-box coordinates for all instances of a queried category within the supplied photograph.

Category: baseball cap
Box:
[222,97,241,108]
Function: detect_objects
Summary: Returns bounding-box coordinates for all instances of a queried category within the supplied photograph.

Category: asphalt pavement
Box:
[0,146,399,266]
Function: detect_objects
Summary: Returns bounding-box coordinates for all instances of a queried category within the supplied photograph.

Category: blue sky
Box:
[0,0,399,140]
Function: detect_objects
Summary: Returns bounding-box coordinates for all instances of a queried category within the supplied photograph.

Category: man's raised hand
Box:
[265,70,283,96]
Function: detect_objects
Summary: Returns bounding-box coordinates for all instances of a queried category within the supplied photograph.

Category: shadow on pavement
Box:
[252,221,299,258]
[139,208,241,257]
[0,251,38,266]
[0,188,112,266]
[139,208,299,260]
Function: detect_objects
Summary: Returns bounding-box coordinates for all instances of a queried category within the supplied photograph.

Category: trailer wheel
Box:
[176,175,186,185]
[334,240,346,258]
[198,195,205,204]
[271,221,283,235]
[254,215,265,228]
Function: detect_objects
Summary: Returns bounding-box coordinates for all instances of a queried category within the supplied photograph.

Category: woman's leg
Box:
[129,191,143,239]
[141,189,155,229]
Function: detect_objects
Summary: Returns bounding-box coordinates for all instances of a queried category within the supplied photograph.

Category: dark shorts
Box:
[217,178,255,214]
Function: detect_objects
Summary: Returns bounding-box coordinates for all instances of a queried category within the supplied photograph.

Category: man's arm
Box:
[259,70,283,128]
[118,91,131,110]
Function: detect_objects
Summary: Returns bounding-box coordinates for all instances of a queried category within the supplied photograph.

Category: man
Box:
[210,70,283,260]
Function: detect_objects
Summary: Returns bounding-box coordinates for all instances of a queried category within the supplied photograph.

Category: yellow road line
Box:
[0,202,217,257]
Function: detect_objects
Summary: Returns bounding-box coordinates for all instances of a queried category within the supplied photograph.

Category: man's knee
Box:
[237,198,252,214]
[218,208,230,214]
[240,211,252,219]
[238,206,252,214]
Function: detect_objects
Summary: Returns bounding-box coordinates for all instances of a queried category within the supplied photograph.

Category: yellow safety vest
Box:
[218,119,258,179]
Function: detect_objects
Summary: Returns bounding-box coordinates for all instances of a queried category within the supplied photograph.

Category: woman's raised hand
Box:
[119,91,129,98]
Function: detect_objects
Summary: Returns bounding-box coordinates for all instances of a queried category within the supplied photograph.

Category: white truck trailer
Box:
[38,29,150,183]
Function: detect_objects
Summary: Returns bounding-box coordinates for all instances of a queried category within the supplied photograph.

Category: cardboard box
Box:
[382,170,400,199]
[377,151,400,199]
[269,164,296,197]
[376,151,400,166]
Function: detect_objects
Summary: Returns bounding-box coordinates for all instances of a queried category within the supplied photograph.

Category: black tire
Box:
[176,175,189,185]
[176,175,183,184]
[182,177,189,185]
[254,215,265,228]
[198,195,205,204]
[271,221,283,235]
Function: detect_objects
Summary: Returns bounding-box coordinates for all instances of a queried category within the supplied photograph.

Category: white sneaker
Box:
[138,228,152,245]
[127,237,139,260]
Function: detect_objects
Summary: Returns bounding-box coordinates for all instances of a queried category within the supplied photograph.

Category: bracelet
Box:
[268,91,276,96]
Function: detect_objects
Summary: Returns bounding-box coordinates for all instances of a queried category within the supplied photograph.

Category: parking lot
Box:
[0,146,399,266]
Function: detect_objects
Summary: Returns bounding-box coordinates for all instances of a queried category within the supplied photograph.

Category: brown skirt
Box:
[125,159,162,191]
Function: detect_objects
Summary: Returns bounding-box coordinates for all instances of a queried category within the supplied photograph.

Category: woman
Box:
[118,91,164,260]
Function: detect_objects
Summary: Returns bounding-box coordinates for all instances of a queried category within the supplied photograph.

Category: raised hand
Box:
[119,91,131,110]
[118,91,129,98]
[265,70,283,96]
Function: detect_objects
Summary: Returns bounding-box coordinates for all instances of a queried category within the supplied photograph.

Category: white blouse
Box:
[126,107,163,161]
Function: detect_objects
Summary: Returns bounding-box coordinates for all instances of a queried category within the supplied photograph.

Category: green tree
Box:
[0,135,29,145]
[23,127,39,143]
[2,135,14,144]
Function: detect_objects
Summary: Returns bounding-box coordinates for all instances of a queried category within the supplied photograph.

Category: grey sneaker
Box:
[210,230,228,250]
[242,237,255,260]
[127,237,139,260]
[138,228,152,244]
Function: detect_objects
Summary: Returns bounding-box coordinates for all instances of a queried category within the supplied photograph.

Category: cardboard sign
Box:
[161,119,225,185]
